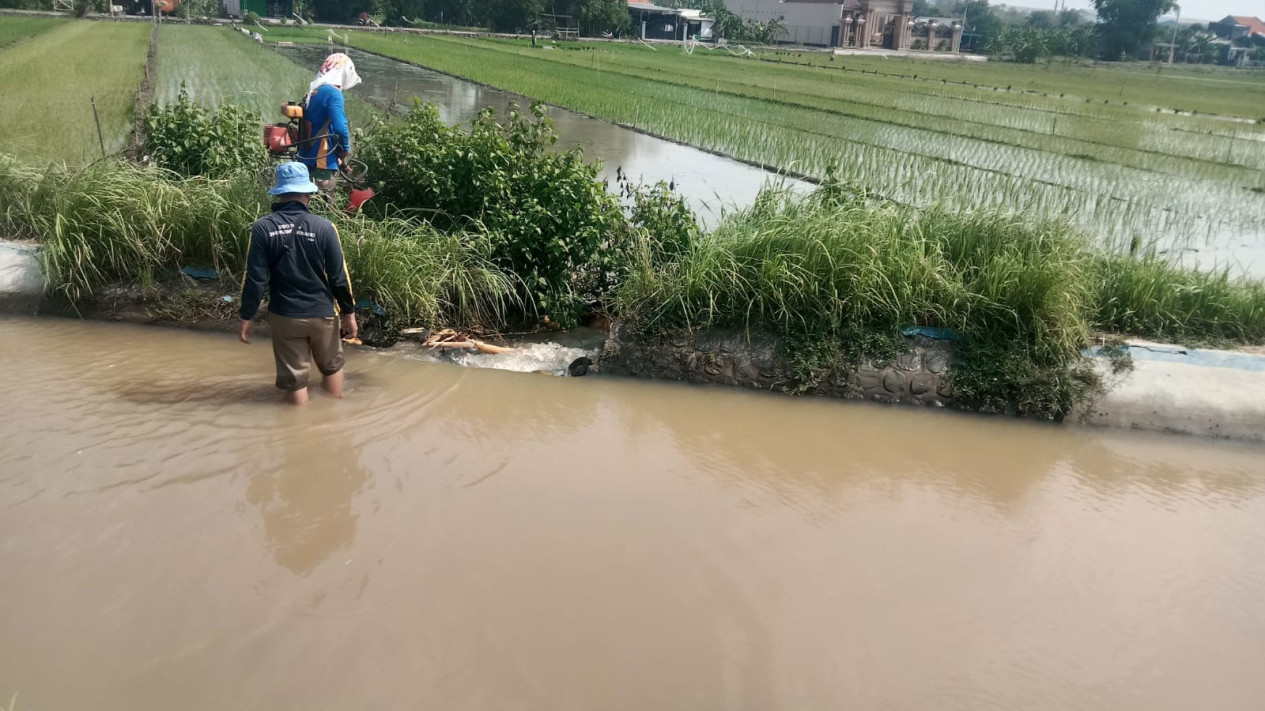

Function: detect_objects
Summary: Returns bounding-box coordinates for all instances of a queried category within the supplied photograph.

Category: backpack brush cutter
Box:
[265,102,375,216]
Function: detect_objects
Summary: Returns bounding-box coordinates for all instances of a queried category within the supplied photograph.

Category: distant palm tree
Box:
[1187,33,1215,63]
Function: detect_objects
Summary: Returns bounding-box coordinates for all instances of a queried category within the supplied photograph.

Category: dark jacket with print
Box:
[239,201,354,320]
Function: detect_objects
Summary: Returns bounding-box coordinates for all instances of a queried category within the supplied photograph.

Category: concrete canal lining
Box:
[1079,342,1265,442]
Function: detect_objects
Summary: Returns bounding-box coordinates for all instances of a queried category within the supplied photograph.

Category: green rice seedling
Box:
[0,16,63,48]
[0,21,150,163]
[341,32,1265,256]
[157,24,310,116]
[156,26,381,128]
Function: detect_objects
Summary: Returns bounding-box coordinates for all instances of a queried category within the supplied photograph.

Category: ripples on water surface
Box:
[1,317,1264,711]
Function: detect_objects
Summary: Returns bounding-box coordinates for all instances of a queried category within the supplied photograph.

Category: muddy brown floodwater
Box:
[2,317,1265,711]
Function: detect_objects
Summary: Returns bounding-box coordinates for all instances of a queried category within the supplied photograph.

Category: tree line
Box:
[293,0,631,35]
[1,0,1257,63]
[917,0,1257,63]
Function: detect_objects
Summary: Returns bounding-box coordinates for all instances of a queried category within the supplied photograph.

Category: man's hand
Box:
[341,313,359,341]
[239,319,253,344]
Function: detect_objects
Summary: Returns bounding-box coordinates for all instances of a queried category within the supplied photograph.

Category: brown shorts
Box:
[269,315,345,391]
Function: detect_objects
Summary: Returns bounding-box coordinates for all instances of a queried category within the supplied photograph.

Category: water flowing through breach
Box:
[2,317,1265,711]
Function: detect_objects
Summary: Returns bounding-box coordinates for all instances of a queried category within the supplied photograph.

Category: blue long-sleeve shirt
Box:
[298,84,350,172]
[239,202,355,320]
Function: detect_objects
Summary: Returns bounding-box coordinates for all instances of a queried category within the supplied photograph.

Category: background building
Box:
[723,0,962,52]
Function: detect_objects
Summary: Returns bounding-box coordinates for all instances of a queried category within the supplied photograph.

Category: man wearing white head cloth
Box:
[297,52,362,190]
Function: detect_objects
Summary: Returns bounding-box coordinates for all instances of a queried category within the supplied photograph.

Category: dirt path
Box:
[126,21,159,159]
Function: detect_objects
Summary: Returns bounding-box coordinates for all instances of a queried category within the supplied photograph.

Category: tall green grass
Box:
[1092,251,1265,343]
[0,21,150,163]
[0,156,518,327]
[615,186,1093,360]
[613,184,1265,415]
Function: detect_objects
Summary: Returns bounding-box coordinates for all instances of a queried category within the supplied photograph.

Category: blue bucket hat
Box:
[268,162,320,196]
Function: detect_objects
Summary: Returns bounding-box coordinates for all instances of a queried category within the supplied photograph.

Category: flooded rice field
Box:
[3,317,1265,710]
[277,44,807,225]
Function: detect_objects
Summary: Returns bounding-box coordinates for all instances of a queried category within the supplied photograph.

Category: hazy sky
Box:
[1024,0,1251,23]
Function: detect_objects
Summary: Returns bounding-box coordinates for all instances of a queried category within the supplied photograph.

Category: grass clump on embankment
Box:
[0,21,150,163]
[0,156,518,328]
[1092,251,1265,345]
[613,184,1098,416]
[613,182,1265,417]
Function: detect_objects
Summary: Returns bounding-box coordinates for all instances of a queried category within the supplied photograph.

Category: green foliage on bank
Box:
[612,183,1101,416]
[144,85,266,179]
[5,90,1265,416]
[359,102,625,318]
[1092,250,1265,344]
[610,179,1265,415]
[0,156,518,328]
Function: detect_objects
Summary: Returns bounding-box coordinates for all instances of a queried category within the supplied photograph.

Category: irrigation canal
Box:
[2,316,1264,709]
[276,44,809,226]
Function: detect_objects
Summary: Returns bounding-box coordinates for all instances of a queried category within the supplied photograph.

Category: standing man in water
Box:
[239,162,357,405]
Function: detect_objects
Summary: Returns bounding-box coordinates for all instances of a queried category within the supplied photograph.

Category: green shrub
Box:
[626,180,698,265]
[358,101,625,321]
[143,84,266,179]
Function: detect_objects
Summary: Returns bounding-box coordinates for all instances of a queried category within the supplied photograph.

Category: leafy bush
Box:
[359,101,625,320]
[143,85,266,179]
[626,180,697,265]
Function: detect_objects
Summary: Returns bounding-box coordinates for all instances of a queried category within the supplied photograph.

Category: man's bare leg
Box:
[323,370,345,398]
[286,387,310,406]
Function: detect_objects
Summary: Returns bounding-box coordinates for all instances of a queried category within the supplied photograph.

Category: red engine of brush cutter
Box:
[264,123,297,155]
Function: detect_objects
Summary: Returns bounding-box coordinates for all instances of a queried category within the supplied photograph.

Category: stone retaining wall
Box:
[599,324,956,407]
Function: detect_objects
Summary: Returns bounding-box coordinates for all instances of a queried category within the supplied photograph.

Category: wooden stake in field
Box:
[90,95,106,158]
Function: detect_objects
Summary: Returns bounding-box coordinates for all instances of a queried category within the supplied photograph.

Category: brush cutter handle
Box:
[338,158,370,188]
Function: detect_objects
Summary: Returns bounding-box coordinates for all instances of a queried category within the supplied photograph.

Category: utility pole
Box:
[1168,5,1180,64]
